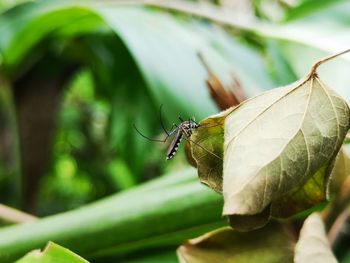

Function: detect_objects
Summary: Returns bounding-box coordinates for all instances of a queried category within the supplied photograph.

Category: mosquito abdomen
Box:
[166,131,183,160]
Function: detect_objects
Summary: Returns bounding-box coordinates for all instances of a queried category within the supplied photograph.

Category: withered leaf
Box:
[188,50,350,230]
[187,112,226,193]
[177,223,293,263]
[223,72,349,220]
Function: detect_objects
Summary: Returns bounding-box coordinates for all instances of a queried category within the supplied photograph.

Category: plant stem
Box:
[322,176,350,246]
[310,48,350,75]
[0,204,37,224]
[327,209,349,246]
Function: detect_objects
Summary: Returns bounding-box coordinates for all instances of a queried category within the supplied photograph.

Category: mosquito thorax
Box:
[135,112,219,162]
[181,120,199,130]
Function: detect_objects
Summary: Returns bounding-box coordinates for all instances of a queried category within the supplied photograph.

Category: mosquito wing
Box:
[166,129,183,160]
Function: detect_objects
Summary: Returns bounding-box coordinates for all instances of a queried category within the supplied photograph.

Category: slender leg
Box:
[187,118,193,137]
[197,123,222,129]
[159,105,181,136]
[182,133,222,160]
[159,104,172,136]
[133,124,170,143]
[166,123,177,135]
[169,123,179,136]
[192,118,199,125]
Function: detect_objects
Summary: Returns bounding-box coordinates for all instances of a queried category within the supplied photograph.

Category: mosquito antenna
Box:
[159,104,170,136]
[133,124,169,143]
[179,116,185,122]
[182,135,223,161]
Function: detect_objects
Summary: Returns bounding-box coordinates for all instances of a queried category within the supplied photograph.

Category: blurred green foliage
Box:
[38,70,133,215]
[0,0,274,215]
[0,0,349,262]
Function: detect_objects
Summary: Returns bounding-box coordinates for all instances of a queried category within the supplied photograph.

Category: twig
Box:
[198,53,246,109]
[328,209,349,246]
[0,204,38,224]
[309,48,350,76]
[322,176,350,246]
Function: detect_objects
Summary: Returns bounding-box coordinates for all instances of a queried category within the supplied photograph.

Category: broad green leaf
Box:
[223,70,350,227]
[0,1,274,177]
[294,213,337,263]
[0,0,28,13]
[252,1,350,104]
[0,1,273,117]
[0,76,21,207]
[158,1,350,103]
[254,0,344,22]
[16,242,88,263]
[177,223,293,263]
[265,41,299,86]
[284,0,345,21]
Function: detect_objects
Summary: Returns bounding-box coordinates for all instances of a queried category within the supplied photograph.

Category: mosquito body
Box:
[133,105,222,161]
[166,119,199,160]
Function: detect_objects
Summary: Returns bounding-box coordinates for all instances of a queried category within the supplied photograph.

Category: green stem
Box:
[322,176,350,245]
[0,169,224,262]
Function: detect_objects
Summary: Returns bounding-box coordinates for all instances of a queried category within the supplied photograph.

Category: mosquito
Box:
[133,105,222,161]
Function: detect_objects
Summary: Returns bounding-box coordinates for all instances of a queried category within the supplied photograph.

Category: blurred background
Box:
[0,0,350,262]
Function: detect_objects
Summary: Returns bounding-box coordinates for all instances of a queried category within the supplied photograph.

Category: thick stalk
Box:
[0,169,224,262]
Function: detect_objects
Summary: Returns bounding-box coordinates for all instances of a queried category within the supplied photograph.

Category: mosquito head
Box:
[190,118,199,128]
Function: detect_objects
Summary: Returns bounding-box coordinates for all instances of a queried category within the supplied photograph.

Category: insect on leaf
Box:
[223,58,350,220]
[186,113,227,193]
[189,49,350,230]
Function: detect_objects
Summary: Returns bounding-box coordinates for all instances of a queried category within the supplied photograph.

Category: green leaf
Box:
[0,1,274,176]
[177,223,293,263]
[253,1,350,104]
[284,0,345,21]
[0,1,273,116]
[294,213,337,263]
[16,242,88,263]
[0,76,21,207]
[157,1,350,103]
